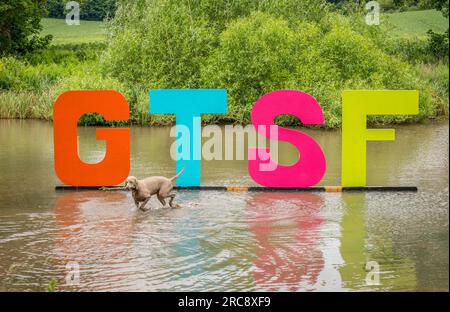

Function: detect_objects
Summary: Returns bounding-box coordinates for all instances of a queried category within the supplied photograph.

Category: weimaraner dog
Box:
[124,167,184,211]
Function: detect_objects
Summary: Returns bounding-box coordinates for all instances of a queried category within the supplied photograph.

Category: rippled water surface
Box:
[0,120,448,291]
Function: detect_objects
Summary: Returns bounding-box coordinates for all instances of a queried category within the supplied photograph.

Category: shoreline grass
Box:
[1,12,448,128]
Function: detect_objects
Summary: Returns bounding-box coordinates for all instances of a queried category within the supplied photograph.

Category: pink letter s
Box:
[248,90,326,187]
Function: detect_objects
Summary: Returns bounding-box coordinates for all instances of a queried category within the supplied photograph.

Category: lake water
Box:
[0,119,448,291]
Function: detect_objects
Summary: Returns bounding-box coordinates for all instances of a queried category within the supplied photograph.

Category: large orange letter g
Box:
[54,90,130,186]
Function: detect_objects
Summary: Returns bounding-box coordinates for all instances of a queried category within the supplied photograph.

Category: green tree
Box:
[46,0,65,19]
[103,0,330,90]
[78,0,117,20]
[0,0,51,55]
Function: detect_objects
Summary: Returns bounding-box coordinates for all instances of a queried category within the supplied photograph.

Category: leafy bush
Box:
[426,29,449,60]
[101,0,444,128]
[102,0,331,90]
[0,43,104,92]
[102,0,216,90]
[201,13,325,125]
[0,57,67,91]
[201,12,437,127]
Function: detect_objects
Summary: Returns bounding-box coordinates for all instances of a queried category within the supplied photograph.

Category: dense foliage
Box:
[46,0,117,21]
[100,0,445,127]
[0,0,51,55]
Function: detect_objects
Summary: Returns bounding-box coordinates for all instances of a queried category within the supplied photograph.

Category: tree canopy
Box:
[0,0,51,55]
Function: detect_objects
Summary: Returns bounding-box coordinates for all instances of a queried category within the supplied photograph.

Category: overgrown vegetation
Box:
[0,0,448,128]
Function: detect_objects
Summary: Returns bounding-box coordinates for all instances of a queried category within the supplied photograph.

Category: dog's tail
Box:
[170,165,185,181]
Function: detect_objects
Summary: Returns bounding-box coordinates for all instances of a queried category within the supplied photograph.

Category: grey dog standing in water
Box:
[124,167,185,211]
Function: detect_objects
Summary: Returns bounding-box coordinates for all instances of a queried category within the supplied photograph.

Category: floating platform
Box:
[55,185,418,192]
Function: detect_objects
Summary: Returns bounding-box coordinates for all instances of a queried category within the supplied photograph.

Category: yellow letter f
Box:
[341,90,419,187]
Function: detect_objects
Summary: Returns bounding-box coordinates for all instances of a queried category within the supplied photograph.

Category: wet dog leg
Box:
[139,197,151,211]
[157,194,167,207]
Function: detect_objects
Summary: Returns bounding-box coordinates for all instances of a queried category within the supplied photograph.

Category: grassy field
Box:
[385,9,449,37]
[39,10,449,45]
[40,18,106,44]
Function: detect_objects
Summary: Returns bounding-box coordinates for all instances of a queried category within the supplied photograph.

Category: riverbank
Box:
[1,9,448,128]
[1,52,447,128]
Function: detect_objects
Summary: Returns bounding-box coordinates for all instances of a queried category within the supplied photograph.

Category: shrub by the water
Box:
[201,13,437,127]
[102,0,444,128]
[102,0,330,90]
